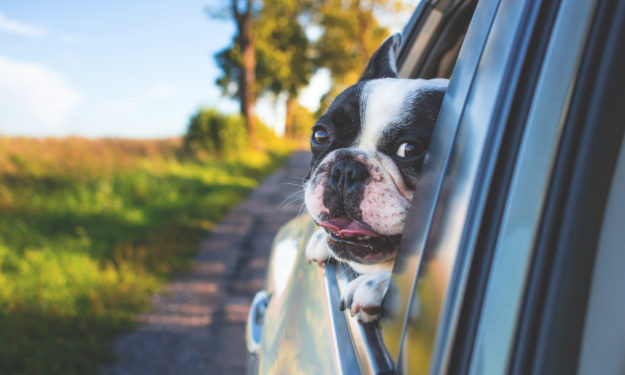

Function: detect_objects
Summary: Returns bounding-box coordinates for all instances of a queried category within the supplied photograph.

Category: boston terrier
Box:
[304,33,448,322]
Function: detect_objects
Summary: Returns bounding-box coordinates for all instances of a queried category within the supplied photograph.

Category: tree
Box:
[213,0,407,137]
[254,0,314,139]
[314,0,405,115]
[214,0,259,147]
[215,0,314,140]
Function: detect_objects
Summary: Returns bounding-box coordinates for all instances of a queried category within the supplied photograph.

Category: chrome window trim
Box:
[322,263,362,375]
[335,264,394,375]
[467,0,599,373]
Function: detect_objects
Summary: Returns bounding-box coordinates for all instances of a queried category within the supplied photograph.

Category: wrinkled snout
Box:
[328,159,369,198]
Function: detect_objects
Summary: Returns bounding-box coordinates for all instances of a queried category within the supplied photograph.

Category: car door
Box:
[385,0,624,374]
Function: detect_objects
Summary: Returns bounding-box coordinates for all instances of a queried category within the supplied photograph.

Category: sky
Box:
[0,1,407,139]
[0,0,247,138]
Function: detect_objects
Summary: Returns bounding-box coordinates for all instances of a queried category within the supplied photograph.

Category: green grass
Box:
[0,137,292,374]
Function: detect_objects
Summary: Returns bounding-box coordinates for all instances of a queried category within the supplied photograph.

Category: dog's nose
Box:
[329,159,369,196]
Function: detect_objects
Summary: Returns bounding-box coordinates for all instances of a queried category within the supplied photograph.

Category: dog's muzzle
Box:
[328,159,369,199]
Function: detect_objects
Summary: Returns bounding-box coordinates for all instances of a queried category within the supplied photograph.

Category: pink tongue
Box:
[319,217,379,239]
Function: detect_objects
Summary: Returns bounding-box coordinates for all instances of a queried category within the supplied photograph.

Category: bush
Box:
[184,109,248,157]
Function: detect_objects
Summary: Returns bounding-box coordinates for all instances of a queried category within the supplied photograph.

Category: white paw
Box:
[339,271,392,323]
[305,229,333,266]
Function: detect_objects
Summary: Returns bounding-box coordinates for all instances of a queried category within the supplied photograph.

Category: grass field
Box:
[0,136,291,374]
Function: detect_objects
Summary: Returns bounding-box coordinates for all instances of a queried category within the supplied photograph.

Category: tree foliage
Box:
[255,0,314,97]
[215,0,314,96]
[213,0,408,135]
[314,0,406,114]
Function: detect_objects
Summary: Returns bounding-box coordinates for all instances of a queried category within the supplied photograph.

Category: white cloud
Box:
[0,55,83,128]
[0,12,45,37]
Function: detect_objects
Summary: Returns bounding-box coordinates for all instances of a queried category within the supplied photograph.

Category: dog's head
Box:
[304,33,448,265]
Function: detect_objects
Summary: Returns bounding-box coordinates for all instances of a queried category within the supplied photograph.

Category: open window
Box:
[330,0,479,373]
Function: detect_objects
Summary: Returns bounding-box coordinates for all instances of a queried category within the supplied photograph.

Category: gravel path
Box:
[101,151,311,375]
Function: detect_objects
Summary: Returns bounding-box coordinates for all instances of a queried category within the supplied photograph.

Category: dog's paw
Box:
[305,229,333,266]
[339,271,392,323]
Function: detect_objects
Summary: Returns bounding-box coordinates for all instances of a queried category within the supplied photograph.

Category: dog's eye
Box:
[313,129,330,145]
[396,142,423,158]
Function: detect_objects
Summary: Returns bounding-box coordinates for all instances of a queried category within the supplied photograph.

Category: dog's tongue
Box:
[319,217,379,239]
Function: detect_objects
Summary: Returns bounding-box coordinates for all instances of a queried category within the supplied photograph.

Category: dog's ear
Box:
[359,33,402,81]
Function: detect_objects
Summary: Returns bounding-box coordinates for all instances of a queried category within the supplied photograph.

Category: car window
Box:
[328,0,480,372]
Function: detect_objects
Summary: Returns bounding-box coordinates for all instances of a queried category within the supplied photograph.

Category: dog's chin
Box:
[326,232,401,265]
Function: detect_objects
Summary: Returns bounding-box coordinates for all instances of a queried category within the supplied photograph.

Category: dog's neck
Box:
[348,259,394,274]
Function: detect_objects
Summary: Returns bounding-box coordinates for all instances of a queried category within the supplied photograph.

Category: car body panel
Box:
[257,215,360,375]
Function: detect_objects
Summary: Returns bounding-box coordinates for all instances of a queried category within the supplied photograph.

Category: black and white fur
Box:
[304,33,448,322]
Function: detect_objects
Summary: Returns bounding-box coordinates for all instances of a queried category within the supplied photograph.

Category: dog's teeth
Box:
[357,236,364,240]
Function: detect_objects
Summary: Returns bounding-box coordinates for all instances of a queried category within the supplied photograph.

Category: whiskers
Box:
[278,177,308,216]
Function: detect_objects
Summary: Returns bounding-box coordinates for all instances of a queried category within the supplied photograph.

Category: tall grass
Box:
[0,136,292,374]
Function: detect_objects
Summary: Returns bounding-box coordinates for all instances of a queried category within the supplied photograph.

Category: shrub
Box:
[184,109,248,157]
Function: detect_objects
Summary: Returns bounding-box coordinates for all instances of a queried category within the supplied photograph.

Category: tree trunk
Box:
[234,0,258,148]
[284,93,297,139]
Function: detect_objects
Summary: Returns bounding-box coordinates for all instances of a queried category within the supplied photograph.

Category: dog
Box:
[304,33,448,322]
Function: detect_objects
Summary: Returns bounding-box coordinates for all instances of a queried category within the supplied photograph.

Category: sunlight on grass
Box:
[0,137,292,374]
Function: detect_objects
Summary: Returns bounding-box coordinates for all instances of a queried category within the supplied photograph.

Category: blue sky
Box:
[0,0,245,138]
[0,1,409,138]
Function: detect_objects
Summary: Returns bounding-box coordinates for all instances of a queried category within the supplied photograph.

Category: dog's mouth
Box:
[319,217,401,263]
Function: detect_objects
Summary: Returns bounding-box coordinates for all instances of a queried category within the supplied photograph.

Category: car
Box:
[246,0,625,373]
